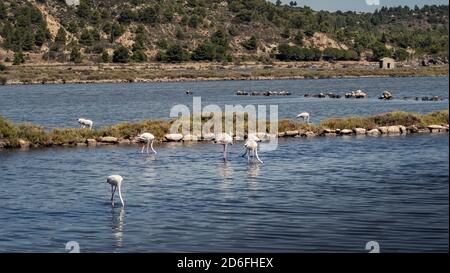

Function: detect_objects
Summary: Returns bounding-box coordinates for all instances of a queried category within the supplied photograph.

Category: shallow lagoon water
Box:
[0,77,448,252]
[0,134,448,252]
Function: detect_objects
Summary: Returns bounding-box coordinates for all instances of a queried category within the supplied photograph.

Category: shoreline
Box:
[1,64,448,86]
[2,74,447,86]
[1,110,448,151]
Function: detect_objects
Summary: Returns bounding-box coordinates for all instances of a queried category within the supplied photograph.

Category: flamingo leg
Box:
[111,185,117,207]
[146,142,149,154]
[150,140,157,154]
[241,148,247,158]
[222,144,226,161]
[247,151,250,163]
[141,144,145,154]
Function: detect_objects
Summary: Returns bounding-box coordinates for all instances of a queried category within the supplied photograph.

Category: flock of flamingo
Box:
[77,111,310,208]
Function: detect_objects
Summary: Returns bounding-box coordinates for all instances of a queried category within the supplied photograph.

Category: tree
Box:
[191,43,216,61]
[281,27,290,39]
[118,10,136,24]
[131,50,148,62]
[276,44,322,61]
[294,31,304,45]
[393,48,410,61]
[188,15,202,28]
[70,46,82,63]
[54,27,67,48]
[133,30,146,52]
[13,52,25,65]
[35,28,48,47]
[162,45,188,63]
[372,42,392,60]
[76,0,90,19]
[101,50,110,63]
[211,30,229,48]
[111,22,125,40]
[139,6,159,25]
[0,2,7,20]
[381,33,388,44]
[113,46,130,63]
[79,30,94,46]
[276,0,282,6]
[22,31,35,51]
[242,36,258,51]
[156,39,168,49]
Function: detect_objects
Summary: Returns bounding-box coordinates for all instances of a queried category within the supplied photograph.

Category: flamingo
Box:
[138,133,156,154]
[296,112,310,124]
[78,118,93,130]
[107,175,124,207]
[242,139,263,164]
[214,132,233,161]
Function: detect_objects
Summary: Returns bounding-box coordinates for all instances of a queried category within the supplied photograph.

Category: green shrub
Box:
[113,46,130,63]
[13,52,26,65]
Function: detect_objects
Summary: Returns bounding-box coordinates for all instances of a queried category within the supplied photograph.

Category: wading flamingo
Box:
[138,133,156,154]
[107,175,124,207]
[214,133,233,161]
[242,139,263,164]
[78,118,93,130]
[296,112,310,124]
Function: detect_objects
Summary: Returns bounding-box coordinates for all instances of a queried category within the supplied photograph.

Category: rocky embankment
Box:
[1,118,448,150]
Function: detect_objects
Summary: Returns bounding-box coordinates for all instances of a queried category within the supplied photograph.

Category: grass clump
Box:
[97,120,171,140]
[320,117,376,130]
[50,128,96,144]
[278,119,318,132]
[16,123,51,146]
[421,110,449,125]
[320,110,449,130]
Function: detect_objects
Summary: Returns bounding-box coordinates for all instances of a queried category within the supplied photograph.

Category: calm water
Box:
[0,77,448,252]
[0,135,448,252]
[0,77,448,128]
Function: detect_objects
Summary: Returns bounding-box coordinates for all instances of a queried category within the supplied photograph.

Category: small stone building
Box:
[379,57,395,69]
[65,0,80,6]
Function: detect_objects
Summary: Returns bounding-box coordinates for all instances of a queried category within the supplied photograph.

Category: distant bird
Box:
[242,139,263,164]
[214,133,233,161]
[107,175,124,207]
[185,90,193,95]
[296,112,310,124]
[138,133,156,154]
[78,118,93,130]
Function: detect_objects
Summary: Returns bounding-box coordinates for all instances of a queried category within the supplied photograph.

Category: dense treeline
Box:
[0,0,448,64]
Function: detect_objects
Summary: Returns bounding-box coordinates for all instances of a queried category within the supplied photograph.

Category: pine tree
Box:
[54,27,67,50]
[70,46,82,63]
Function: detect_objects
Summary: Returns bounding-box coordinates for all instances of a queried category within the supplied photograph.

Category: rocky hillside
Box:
[0,0,448,64]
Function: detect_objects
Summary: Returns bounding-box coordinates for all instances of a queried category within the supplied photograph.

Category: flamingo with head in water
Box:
[138,133,156,154]
[242,139,263,164]
[78,118,93,130]
[107,175,124,207]
[296,112,310,124]
[214,132,233,161]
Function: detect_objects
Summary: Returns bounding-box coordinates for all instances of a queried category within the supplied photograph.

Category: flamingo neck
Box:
[118,185,124,207]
